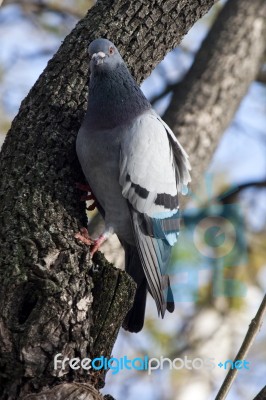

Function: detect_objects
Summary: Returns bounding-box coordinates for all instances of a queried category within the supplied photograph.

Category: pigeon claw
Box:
[75,227,94,246]
[90,234,106,257]
[75,229,106,257]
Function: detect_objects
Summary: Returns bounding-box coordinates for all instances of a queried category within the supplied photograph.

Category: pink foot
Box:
[75,227,94,246]
[75,228,107,257]
[90,234,107,257]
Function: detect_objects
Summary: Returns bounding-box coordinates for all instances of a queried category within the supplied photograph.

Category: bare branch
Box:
[215,295,266,400]
[252,385,266,400]
[216,180,266,204]
[163,0,266,189]
[23,383,104,400]
[2,0,87,19]
[256,66,266,84]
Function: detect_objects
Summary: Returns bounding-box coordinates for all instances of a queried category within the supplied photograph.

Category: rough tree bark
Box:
[0,0,217,399]
[164,0,266,188]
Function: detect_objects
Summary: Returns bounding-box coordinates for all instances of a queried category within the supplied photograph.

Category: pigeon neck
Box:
[86,64,151,130]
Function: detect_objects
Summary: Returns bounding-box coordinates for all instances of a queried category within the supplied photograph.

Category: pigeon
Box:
[76,38,191,333]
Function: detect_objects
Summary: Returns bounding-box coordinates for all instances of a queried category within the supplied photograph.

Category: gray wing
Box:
[119,111,191,315]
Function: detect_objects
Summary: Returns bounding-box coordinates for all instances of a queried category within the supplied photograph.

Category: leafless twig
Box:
[215,295,266,400]
[252,385,266,400]
[2,0,88,18]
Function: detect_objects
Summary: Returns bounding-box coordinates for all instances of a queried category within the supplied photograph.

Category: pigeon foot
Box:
[75,228,109,257]
[90,234,107,257]
[74,227,94,246]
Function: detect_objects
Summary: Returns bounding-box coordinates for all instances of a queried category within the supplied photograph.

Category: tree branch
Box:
[215,295,266,400]
[256,66,266,84]
[253,385,266,400]
[23,382,104,400]
[163,0,266,189]
[2,0,87,19]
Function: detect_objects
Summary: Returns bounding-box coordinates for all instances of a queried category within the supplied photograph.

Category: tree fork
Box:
[164,0,266,188]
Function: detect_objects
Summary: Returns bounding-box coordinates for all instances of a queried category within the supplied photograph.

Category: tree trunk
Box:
[164,0,266,189]
[0,0,217,399]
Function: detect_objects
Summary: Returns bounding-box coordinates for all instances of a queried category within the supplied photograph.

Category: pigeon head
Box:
[88,38,123,74]
[86,38,151,128]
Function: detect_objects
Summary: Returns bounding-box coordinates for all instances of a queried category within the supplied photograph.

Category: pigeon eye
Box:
[109,47,115,55]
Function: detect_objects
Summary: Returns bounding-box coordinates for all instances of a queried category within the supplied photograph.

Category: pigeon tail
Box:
[121,242,147,333]
[130,208,175,317]
[123,278,147,333]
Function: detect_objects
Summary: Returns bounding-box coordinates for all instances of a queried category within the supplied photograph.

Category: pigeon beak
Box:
[92,51,106,65]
